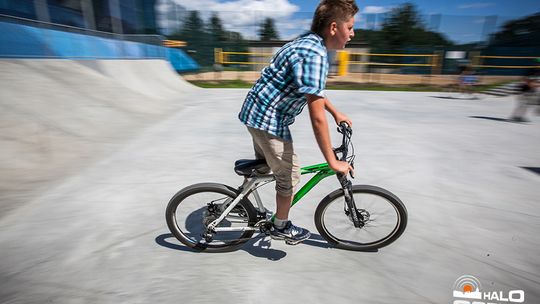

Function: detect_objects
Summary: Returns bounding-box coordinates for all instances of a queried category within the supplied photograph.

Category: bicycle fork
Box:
[338,174,364,228]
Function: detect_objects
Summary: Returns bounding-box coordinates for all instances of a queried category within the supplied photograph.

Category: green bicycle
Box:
[166,123,408,252]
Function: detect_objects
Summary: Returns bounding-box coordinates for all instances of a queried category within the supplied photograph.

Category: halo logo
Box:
[453,275,482,299]
[452,275,525,304]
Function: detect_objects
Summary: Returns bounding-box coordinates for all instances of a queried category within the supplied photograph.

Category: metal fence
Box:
[159,9,539,76]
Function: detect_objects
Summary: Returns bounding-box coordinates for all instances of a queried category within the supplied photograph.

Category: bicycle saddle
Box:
[234,159,268,176]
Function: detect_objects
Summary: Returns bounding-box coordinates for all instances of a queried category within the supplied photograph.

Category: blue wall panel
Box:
[0,21,199,72]
[166,48,198,72]
[0,22,47,57]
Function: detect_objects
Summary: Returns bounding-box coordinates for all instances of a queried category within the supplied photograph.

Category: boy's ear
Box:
[329,21,337,36]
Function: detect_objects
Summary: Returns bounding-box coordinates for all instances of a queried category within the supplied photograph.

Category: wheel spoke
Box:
[166,185,257,251]
[315,186,407,250]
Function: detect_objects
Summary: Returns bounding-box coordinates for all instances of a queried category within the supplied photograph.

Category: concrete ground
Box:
[1,60,539,304]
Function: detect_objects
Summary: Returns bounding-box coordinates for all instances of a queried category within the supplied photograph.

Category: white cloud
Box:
[157,0,301,39]
[276,18,312,40]
[174,0,298,27]
[458,2,495,9]
[362,6,391,14]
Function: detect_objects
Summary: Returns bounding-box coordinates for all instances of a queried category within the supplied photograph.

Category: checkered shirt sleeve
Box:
[293,54,327,97]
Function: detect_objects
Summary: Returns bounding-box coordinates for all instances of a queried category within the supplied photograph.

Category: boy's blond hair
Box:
[311,0,359,36]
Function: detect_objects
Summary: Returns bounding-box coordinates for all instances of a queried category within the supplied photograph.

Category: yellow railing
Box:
[473,55,539,69]
[214,48,539,74]
[162,39,186,48]
[352,52,438,57]
[215,49,273,65]
[215,48,441,75]
[342,51,440,76]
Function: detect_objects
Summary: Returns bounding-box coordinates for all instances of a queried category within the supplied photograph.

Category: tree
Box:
[489,13,540,47]
[381,3,421,50]
[258,18,280,41]
[172,10,206,47]
[351,29,385,49]
[207,13,226,46]
[168,10,249,68]
[380,3,452,51]
[169,11,212,66]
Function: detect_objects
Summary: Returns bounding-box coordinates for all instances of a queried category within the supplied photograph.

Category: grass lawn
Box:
[187,79,508,92]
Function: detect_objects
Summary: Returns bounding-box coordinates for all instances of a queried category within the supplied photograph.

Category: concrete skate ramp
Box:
[0,59,199,217]
[79,59,197,99]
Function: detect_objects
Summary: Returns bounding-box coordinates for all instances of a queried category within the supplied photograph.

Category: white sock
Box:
[273,217,288,229]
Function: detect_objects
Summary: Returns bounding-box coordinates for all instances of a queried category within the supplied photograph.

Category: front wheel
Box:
[314,185,407,251]
[166,183,258,252]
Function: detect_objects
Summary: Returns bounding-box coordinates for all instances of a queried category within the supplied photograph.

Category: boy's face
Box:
[325,16,355,50]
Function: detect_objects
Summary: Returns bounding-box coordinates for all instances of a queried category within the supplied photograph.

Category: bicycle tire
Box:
[314,185,407,251]
[166,183,258,252]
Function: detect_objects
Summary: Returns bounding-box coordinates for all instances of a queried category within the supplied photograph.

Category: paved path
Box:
[1,61,539,303]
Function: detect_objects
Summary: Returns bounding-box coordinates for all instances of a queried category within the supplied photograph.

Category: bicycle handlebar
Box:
[338,121,351,132]
[335,121,353,163]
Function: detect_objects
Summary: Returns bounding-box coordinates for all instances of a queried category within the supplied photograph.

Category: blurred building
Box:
[0,0,158,34]
[155,0,186,35]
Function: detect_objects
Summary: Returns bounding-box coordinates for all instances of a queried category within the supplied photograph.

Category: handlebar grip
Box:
[339,121,350,128]
[338,121,352,135]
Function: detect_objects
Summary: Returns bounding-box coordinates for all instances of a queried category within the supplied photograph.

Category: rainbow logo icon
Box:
[453,275,482,299]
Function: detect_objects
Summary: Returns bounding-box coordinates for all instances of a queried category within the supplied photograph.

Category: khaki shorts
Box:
[247,127,300,197]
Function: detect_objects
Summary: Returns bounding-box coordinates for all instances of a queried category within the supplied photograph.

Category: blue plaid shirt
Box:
[239,32,328,141]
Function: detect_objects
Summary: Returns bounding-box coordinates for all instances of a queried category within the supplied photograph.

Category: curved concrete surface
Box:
[79,60,197,99]
[0,59,200,217]
[1,61,539,303]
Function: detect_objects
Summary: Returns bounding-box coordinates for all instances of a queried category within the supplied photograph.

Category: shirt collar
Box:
[305,31,324,44]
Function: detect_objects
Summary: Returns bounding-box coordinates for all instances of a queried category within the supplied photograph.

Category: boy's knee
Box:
[275,166,300,197]
[276,186,294,197]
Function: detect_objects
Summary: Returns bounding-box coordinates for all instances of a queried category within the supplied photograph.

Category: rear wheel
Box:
[315,185,407,251]
[166,183,258,252]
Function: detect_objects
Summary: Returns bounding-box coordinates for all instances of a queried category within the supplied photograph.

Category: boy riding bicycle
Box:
[238,0,358,244]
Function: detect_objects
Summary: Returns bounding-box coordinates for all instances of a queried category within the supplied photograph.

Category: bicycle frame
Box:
[207,162,336,233]
[208,122,355,234]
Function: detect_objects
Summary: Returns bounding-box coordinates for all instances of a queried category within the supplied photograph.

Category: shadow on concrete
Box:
[469,116,514,123]
[430,95,479,100]
[155,233,287,260]
[158,203,378,258]
[155,233,199,252]
[156,231,378,258]
[158,204,342,259]
[521,167,540,176]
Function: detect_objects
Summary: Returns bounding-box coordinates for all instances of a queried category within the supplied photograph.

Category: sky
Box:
[157,0,540,43]
[292,0,540,17]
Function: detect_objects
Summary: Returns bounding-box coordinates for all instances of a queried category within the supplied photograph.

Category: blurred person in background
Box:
[238,0,358,244]
[509,65,540,122]
[458,65,479,99]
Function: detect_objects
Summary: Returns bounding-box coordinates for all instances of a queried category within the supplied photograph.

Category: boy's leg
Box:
[247,127,300,200]
[247,127,309,243]
[252,137,271,174]
[275,192,293,222]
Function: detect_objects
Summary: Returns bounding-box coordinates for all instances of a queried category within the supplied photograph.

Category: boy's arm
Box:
[307,94,353,175]
[323,98,352,127]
